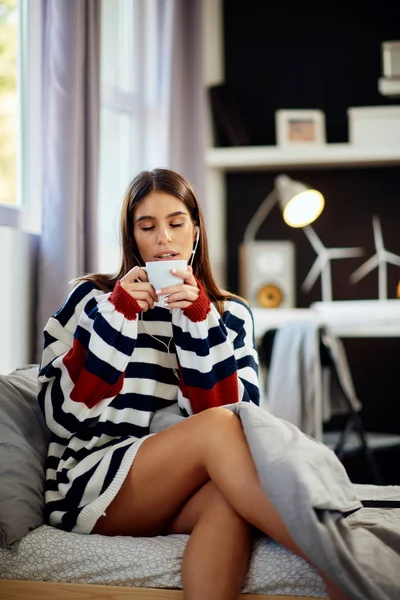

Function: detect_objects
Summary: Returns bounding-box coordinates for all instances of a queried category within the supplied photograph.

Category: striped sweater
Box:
[38,279,260,533]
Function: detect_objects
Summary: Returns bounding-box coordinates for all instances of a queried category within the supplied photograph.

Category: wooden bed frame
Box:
[0,580,329,599]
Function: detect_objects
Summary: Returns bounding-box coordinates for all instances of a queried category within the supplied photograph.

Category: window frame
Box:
[0,0,42,233]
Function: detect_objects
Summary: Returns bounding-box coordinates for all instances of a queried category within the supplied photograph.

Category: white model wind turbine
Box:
[302,226,364,301]
[349,215,400,300]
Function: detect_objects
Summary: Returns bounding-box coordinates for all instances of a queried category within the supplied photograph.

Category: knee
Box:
[200,406,240,431]
[199,406,242,443]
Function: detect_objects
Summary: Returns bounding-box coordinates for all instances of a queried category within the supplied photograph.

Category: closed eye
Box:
[170,223,183,228]
[140,226,155,231]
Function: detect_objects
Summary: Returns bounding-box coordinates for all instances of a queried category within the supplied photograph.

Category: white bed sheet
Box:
[0,525,326,597]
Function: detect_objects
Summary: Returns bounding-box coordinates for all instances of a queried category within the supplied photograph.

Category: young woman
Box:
[38,168,347,600]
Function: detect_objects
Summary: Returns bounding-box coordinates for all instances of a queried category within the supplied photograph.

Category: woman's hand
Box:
[120,266,158,312]
[158,266,200,309]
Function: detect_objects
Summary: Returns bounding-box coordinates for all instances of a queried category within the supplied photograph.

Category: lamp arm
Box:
[243,190,278,243]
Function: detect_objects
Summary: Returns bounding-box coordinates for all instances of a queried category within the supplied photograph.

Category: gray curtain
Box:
[169,0,205,201]
[36,0,101,359]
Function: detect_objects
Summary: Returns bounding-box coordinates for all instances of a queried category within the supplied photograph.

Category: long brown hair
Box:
[77,168,237,314]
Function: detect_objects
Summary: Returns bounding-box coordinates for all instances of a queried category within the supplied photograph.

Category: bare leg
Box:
[165,481,253,600]
[94,408,347,599]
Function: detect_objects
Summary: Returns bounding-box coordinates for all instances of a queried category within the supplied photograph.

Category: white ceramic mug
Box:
[143,259,188,290]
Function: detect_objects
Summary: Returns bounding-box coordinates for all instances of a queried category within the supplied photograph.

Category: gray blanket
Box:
[150,402,400,600]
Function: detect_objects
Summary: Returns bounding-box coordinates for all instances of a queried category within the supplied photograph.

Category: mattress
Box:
[2,483,399,597]
[0,525,326,597]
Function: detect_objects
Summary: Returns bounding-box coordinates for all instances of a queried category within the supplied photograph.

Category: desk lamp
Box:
[240,175,325,307]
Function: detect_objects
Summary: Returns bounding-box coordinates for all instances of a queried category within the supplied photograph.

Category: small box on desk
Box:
[347,105,400,148]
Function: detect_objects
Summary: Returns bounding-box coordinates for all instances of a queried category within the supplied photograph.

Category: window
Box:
[98,0,172,272]
[0,0,19,207]
[98,0,138,273]
[0,0,41,231]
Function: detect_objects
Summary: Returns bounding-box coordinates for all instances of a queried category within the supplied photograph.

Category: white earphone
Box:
[192,228,200,254]
[189,227,200,266]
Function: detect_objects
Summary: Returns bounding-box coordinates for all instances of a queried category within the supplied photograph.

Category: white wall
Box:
[0,227,37,374]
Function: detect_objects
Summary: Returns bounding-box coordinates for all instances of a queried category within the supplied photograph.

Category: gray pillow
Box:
[0,365,50,547]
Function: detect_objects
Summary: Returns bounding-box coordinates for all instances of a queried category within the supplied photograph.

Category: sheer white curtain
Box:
[98,0,205,273]
[36,0,101,358]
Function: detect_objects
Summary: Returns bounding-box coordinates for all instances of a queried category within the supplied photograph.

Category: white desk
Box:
[252,300,400,339]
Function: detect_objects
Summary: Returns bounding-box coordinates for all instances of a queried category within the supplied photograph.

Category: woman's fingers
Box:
[160,266,199,308]
[137,300,150,312]
[164,286,199,308]
[121,265,149,284]
[164,300,192,309]
[121,282,157,301]
[120,266,158,309]
[174,265,197,287]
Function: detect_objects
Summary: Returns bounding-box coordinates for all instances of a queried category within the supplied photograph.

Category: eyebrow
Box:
[135,211,188,223]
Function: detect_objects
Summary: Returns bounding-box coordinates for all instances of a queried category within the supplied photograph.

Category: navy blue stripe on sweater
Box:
[112,392,177,413]
[53,281,99,326]
[141,306,173,322]
[75,419,149,442]
[43,330,58,349]
[136,334,176,352]
[45,479,60,493]
[92,313,136,356]
[62,460,101,510]
[172,323,227,356]
[125,361,178,386]
[74,324,91,350]
[75,302,135,357]
[99,443,129,496]
[237,355,258,372]
[223,299,256,347]
[38,366,90,434]
[46,455,60,472]
[226,315,246,349]
[83,349,125,385]
[59,437,127,466]
[61,505,84,532]
[241,379,260,404]
[181,355,238,390]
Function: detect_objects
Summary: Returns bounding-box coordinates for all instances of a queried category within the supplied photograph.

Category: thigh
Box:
[93,407,236,537]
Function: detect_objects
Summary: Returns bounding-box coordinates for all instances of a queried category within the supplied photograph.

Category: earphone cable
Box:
[140,310,179,380]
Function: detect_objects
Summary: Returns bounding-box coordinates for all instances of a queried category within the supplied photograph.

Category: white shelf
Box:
[252,300,400,339]
[378,77,400,98]
[206,143,400,171]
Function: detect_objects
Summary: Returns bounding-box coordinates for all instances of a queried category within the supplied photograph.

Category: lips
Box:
[155,251,179,260]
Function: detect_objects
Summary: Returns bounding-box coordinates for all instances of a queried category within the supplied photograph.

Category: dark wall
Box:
[223,0,400,148]
[223,0,400,299]
[222,0,400,483]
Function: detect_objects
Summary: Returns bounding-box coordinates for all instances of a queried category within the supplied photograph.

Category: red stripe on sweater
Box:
[109,280,142,320]
[179,371,239,414]
[63,339,124,408]
[183,279,211,322]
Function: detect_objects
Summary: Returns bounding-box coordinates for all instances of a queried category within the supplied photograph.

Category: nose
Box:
[157,227,172,244]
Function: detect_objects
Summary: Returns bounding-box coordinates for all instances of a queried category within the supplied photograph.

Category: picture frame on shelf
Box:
[275,109,326,147]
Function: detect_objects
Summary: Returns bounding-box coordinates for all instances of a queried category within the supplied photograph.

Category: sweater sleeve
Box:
[171,288,260,414]
[38,280,141,438]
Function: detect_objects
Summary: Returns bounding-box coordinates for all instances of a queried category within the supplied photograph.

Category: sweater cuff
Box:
[109,280,142,320]
[183,279,211,322]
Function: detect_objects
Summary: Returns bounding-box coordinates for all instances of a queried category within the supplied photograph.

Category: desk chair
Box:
[259,324,400,485]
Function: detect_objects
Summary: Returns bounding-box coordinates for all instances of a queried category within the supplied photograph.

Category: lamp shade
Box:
[275,175,325,228]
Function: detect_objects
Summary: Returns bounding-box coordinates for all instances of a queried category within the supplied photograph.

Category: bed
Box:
[1,365,398,600]
[0,364,330,600]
